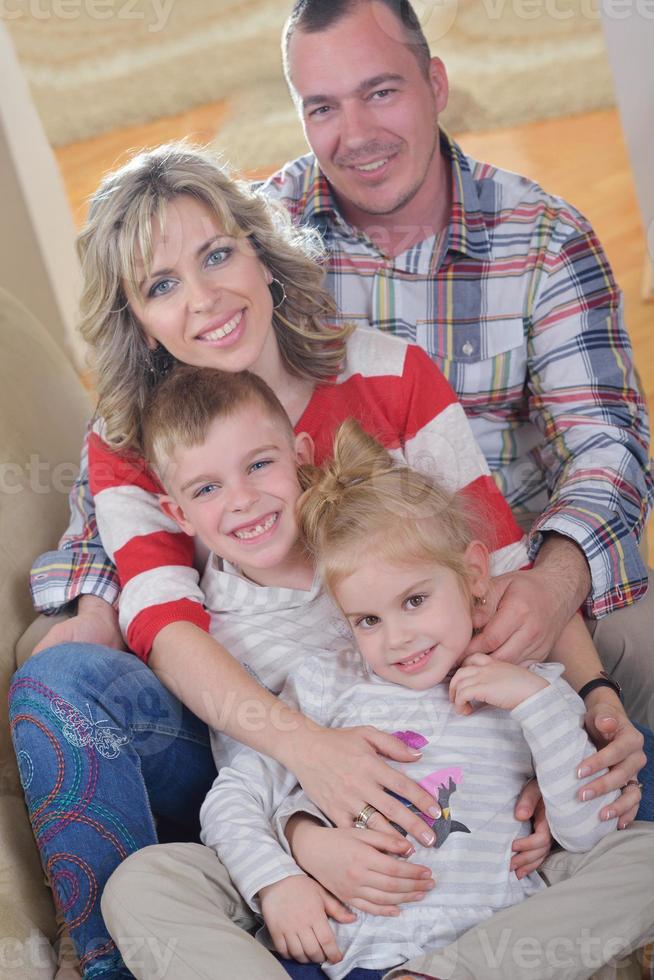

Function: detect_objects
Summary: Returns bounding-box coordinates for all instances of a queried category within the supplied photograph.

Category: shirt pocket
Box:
[416,317,527,403]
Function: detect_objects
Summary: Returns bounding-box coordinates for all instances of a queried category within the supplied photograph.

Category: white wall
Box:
[0,23,84,368]
[601,6,654,273]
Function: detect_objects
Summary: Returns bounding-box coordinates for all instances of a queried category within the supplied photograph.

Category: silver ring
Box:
[354,803,378,830]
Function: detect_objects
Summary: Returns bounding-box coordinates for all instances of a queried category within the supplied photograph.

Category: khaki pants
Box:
[512,514,654,729]
[102,825,654,980]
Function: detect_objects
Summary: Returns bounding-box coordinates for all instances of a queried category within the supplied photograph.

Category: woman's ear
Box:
[464,540,491,601]
[294,431,315,466]
[158,495,196,537]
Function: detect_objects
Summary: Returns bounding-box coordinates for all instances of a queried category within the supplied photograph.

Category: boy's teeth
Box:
[202,311,242,341]
[234,513,277,540]
[357,159,388,172]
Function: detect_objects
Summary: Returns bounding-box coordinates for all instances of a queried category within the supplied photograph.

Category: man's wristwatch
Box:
[578,671,623,703]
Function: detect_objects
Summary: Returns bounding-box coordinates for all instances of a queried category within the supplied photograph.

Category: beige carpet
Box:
[8,0,615,169]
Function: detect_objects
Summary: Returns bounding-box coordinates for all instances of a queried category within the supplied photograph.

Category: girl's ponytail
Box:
[299,419,475,594]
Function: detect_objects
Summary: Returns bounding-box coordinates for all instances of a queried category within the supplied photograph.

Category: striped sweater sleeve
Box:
[398,343,528,573]
[511,663,619,851]
[202,658,331,911]
[88,427,209,661]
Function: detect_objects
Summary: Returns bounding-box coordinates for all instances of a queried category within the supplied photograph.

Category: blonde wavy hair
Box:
[78,141,352,452]
[298,419,477,598]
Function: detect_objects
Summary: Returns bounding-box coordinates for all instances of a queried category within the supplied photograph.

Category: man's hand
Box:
[449,654,548,713]
[468,534,591,663]
[286,815,434,916]
[511,781,552,878]
[259,876,354,965]
[577,690,646,829]
[32,596,125,657]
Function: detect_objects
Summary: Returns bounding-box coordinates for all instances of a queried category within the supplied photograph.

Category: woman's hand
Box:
[577,690,646,829]
[286,815,435,915]
[285,726,441,847]
[259,876,353,965]
[32,596,125,657]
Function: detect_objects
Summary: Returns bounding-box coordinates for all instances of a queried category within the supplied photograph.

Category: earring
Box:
[473,594,487,608]
[145,343,174,381]
[270,277,286,310]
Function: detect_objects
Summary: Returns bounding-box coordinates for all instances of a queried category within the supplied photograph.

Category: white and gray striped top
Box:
[200,563,618,979]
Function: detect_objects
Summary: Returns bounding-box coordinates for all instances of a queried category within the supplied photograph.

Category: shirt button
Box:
[462,341,474,356]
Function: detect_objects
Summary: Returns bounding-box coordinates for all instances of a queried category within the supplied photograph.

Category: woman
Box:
[9,143,647,980]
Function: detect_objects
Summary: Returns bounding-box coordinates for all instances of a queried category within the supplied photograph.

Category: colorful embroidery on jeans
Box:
[50,697,129,759]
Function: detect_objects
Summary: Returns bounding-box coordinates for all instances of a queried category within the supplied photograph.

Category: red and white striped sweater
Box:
[89,329,527,661]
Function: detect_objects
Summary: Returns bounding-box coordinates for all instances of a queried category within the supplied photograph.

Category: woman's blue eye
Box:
[149,278,174,298]
[207,247,232,267]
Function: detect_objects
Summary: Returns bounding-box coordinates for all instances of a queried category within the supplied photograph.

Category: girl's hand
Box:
[286,727,442,847]
[577,690,645,829]
[286,815,435,916]
[449,654,548,713]
[259,876,354,965]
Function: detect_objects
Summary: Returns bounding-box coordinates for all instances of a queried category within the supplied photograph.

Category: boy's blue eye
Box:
[193,483,219,499]
[249,459,272,473]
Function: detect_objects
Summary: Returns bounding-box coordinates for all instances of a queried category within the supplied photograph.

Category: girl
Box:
[9,143,645,979]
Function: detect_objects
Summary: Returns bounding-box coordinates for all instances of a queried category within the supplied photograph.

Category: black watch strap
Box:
[577,671,622,703]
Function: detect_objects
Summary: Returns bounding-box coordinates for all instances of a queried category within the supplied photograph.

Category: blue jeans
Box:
[9,644,654,978]
[9,644,216,979]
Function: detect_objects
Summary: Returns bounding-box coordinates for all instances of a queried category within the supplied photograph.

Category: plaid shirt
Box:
[31,133,652,619]
[260,132,652,617]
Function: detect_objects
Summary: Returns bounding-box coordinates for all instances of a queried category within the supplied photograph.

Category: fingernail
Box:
[404,845,415,856]
[420,869,432,879]
[581,789,595,802]
[603,809,617,821]
[578,765,591,778]
[619,821,628,830]
[516,808,529,819]
[421,831,435,846]
[409,750,422,757]
[427,805,441,818]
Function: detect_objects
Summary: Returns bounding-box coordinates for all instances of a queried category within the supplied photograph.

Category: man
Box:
[260,0,654,728]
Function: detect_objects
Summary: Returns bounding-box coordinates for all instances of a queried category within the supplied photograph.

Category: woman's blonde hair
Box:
[78,140,352,452]
[298,419,477,597]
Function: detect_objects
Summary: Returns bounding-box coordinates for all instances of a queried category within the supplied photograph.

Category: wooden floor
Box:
[54,103,654,560]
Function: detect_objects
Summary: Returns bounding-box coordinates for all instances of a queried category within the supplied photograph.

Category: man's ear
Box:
[464,540,491,600]
[294,431,315,466]
[428,56,449,115]
[159,494,196,537]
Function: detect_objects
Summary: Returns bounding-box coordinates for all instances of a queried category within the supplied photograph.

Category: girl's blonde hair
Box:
[78,140,352,452]
[298,419,477,596]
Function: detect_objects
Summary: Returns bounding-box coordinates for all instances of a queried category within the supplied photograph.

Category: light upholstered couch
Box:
[0,288,90,980]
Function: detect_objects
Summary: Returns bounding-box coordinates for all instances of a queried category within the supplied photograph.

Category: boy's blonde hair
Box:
[78,140,352,453]
[142,365,296,488]
[298,419,476,596]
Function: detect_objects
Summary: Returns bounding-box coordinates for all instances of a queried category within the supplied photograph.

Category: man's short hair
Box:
[282,0,432,88]
[142,366,294,488]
